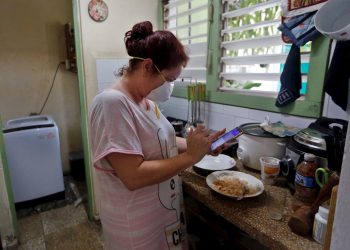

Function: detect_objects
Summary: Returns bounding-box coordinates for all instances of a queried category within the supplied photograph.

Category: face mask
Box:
[147,82,174,102]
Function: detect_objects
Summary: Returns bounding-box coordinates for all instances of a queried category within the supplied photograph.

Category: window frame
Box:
[162,0,209,85]
[163,0,331,118]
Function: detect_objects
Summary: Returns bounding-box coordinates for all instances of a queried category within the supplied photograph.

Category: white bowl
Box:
[315,0,350,41]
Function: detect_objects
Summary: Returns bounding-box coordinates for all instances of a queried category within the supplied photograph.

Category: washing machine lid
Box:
[3,115,55,133]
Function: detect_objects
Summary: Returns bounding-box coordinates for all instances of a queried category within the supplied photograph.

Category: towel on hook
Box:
[276,44,302,107]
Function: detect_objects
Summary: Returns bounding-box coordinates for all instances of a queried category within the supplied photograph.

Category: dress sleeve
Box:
[89,90,143,167]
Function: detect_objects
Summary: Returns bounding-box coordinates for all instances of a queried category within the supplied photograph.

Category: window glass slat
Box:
[222,0,281,19]
[222,35,282,50]
[221,72,308,83]
[165,4,207,21]
[222,53,310,65]
[221,19,280,36]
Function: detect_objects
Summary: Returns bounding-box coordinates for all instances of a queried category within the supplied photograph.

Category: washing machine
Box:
[3,115,65,204]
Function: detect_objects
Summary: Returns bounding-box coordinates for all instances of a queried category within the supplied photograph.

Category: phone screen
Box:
[210,128,243,151]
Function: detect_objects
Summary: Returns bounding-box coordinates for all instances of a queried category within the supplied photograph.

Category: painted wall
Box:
[0,0,82,173]
[77,0,159,107]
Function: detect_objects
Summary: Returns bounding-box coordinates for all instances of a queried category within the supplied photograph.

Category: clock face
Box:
[88,0,109,22]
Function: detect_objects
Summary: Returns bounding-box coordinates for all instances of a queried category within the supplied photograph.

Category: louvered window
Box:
[162,0,330,117]
[220,0,311,96]
[164,0,209,84]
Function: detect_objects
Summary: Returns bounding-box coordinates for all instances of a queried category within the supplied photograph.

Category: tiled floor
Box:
[15,204,105,250]
[12,175,105,250]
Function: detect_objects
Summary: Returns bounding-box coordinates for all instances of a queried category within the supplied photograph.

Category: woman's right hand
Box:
[186,124,225,163]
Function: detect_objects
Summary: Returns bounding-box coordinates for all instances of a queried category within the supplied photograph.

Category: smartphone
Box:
[210,127,243,151]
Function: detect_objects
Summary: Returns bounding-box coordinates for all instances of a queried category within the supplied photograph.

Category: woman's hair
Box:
[118,21,189,76]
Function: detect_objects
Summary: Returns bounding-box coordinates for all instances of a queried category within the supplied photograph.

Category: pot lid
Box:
[293,128,327,151]
[238,123,279,138]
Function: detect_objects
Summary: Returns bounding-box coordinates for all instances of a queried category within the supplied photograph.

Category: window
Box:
[162,0,331,117]
[163,0,209,85]
[221,0,312,94]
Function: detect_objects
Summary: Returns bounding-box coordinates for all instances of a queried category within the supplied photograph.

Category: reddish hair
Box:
[123,21,189,74]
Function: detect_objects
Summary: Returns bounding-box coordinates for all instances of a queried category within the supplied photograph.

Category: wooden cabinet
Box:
[184,193,269,250]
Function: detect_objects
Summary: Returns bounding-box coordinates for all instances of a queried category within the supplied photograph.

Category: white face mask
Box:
[147,82,174,102]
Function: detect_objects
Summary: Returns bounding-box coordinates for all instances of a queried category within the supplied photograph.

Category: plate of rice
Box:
[206,170,264,200]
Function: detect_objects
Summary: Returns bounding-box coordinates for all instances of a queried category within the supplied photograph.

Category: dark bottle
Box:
[294,153,319,204]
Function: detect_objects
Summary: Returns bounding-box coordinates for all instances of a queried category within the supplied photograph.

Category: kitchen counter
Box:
[181,160,322,250]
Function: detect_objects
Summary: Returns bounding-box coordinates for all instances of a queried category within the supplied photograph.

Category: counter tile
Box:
[181,162,321,250]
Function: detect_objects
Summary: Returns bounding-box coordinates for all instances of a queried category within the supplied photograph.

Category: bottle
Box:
[294,153,319,204]
[313,206,329,244]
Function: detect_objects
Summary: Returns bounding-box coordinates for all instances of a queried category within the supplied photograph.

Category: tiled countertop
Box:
[181,160,322,250]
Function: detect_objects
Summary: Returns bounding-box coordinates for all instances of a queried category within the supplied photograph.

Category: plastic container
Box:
[313,206,329,244]
[294,153,319,204]
[315,0,350,41]
[259,156,280,185]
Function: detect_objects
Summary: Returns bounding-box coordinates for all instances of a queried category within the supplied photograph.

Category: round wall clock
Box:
[88,0,109,22]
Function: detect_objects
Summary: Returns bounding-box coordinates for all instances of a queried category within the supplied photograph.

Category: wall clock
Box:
[88,0,108,22]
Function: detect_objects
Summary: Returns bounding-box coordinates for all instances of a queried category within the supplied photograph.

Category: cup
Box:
[315,168,332,188]
[260,157,280,185]
[266,190,285,221]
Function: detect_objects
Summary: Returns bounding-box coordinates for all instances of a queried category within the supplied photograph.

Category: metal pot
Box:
[237,123,289,170]
[280,128,329,190]
[280,117,348,190]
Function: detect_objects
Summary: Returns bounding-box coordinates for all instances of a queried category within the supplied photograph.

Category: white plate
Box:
[195,154,236,171]
[206,170,264,199]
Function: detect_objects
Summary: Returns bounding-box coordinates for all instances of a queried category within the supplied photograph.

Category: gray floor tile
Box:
[18,214,43,243]
[45,221,104,250]
[17,237,46,250]
[40,205,88,235]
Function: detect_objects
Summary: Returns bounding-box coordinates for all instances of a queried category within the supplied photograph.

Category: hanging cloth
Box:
[276,11,320,107]
[324,40,350,111]
[276,44,301,107]
[278,11,320,47]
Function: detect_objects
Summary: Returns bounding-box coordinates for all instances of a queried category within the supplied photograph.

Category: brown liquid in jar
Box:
[294,153,319,204]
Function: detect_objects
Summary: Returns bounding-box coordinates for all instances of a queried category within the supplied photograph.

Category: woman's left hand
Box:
[207,129,227,156]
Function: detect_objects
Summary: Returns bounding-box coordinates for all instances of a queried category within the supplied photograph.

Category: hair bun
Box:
[129,21,153,40]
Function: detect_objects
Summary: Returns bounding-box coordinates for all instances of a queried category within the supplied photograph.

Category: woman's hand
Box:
[185,124,210,163]
[186,124,226,163]
[207,129,227,156]
[209,142,229,156]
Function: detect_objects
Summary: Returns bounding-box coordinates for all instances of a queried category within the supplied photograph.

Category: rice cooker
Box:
[280,117,348,190]
[237,123,289,170]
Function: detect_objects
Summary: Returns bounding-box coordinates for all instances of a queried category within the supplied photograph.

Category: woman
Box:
[89,21,225,250]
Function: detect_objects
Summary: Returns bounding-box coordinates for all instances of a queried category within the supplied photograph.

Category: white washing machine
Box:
[3,115,65,203]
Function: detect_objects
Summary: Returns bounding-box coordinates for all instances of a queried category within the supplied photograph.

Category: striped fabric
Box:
[89,89,187,250]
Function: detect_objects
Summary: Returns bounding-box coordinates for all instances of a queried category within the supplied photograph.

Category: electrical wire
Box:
[38,61,65,115]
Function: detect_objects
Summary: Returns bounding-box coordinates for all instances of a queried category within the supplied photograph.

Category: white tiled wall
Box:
[96,58,128,91]
[160,97,323,130]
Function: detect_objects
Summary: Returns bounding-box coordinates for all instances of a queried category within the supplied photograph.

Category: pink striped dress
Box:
[89,89,187,250]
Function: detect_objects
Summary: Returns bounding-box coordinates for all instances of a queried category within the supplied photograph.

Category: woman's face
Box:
[154,64,183,87]
[145,64,183,102]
